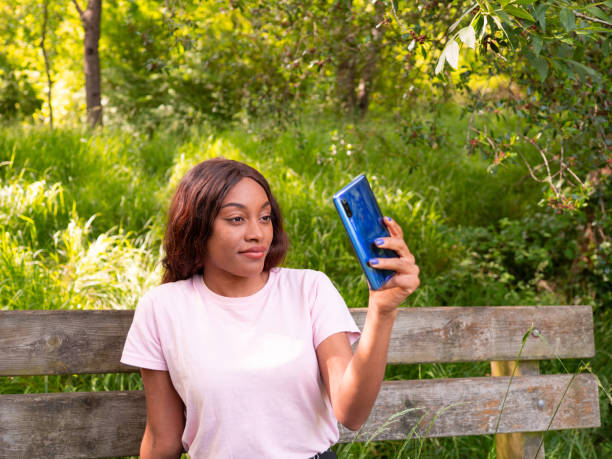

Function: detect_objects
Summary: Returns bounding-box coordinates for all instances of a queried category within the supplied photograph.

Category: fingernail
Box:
[369,258,379,266]
[374,238,384,246]
[386,216,392,221]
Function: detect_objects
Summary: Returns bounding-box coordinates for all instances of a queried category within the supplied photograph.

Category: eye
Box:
[226,216,244,223]
[260,215,272,223]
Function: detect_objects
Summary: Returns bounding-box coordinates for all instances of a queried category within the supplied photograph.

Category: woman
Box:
[121,158,420,458]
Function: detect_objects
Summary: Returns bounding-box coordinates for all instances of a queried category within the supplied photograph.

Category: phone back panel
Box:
[333,175,397,290]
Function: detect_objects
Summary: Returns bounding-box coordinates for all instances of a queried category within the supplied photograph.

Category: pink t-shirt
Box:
[121,267,361,458]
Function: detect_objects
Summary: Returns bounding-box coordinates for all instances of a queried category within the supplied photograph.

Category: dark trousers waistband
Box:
[309,447,337,459]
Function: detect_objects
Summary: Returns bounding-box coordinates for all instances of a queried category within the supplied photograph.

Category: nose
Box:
[245,219,264,241]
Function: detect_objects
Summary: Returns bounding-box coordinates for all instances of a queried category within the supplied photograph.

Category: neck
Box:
[202,270,270,297]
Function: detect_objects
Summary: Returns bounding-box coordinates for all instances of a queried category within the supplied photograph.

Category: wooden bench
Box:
[0,306,601,458]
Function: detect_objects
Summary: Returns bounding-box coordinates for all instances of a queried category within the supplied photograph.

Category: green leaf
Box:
[526,50,548,80]
[567,59,602,82]
[555,44,574,59]
[532,36,543,56]
[586,5,610,22]
[474,14,484,38]
[496,10,513,26]
[552,58,574,78]
[578,26,611,34]
[560,8,575,32]
[503,5,535,22]
[533,57,548,81]
[535,4,547,32]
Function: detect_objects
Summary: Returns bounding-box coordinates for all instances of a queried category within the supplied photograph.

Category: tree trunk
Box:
[332,0,385,116]
[73,0,102,128]
[332,0,358,114]
[40,0,53,128]
[355,1,385,117]
[336,58,357,113]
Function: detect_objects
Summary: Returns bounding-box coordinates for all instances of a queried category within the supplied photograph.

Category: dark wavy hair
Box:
[161,158,289,284]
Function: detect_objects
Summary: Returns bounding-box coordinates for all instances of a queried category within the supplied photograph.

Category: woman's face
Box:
[203,177,274,282]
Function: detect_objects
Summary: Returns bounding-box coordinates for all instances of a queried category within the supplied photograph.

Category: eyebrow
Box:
[221,201,271,210]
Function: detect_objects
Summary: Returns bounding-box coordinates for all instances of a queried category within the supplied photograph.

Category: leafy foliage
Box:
[0,54,42,120]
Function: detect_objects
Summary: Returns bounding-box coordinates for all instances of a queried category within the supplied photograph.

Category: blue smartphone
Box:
[333,174,397,290]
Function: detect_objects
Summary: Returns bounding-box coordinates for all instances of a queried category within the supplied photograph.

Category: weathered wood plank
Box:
[0,375,599,457]
[0,306,595,375]
[339,373,600,443]
[352,305,595,364]
[0,391,145,459]
[0,310,136,376]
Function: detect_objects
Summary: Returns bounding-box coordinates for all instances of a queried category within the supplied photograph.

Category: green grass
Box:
[0,109,609,458]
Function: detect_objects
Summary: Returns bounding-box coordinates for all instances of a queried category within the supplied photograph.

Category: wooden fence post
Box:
[490,360,545,459]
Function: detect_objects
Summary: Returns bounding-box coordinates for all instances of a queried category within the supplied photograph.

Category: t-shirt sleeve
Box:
[310,271,361,349]
[120,292,168,371]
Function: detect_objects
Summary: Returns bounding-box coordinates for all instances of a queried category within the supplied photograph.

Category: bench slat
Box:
[342,373,601,441]
[0,391,145,459]
[353,305,595,364]
[0,374,599,458]
[0,306,594,375]
[0,310,135,376]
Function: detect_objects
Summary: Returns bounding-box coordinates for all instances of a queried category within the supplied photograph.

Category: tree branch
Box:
[574,12,612,28]
[516,150,550,185]
[72,0,84,18]
[559,141,564,182]
[599,196,608,241]
[525,135,559,196]
[563,163,585,187]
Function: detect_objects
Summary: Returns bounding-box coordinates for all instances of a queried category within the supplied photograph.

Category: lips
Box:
[239,246,267,259]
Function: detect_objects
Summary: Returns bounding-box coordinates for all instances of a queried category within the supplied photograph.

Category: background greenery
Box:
[1,0,610,457]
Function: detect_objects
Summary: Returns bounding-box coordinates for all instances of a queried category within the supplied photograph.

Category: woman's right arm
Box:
[140,368,186,459]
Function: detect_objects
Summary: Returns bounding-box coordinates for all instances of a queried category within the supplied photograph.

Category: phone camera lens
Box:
[341,199,353,217]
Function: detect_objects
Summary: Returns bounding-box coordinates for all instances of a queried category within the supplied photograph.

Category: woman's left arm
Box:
[316,216,419,431]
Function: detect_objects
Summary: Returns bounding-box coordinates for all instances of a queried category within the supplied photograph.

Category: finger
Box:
[382,217,414,254]
[382,216,404,239]
[369,256,419,274]
[378,272,420,293]
[373,236,412,259]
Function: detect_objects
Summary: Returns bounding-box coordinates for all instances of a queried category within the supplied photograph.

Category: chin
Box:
[235,264,266,278]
